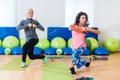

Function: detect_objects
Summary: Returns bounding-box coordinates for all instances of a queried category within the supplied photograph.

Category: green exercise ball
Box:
[51,37,66,48]
[2,36,19,49]
[20,38,26,47]
[85,37,98,52]
[4,48,11,55]
[56,48,62,55]
[36,38,50,50]
[0,39,2,46]
[104,38,120,53]
[67,38,72,48]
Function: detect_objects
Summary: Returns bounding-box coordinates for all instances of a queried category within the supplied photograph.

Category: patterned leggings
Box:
[72,47,87,69]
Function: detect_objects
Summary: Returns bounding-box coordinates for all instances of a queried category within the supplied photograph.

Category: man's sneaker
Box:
[69,67,76,75]
[42,55,47,64]
[21,62,27,68]
[85,58,92,67]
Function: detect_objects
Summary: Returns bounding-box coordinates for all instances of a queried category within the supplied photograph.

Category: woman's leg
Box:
[70,49,79,74]
[27,46,45,59]
[21,41,30,67]
[22,42,30,62]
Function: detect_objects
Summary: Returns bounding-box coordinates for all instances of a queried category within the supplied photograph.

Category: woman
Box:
[17,8,46,68]
[69,12,100,74]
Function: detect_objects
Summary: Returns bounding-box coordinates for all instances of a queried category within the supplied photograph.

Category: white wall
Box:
[17,0,65,39]
[94,0,120,49]
[0,0,120,50]
[65,0,94,27]
[0,0,16,26]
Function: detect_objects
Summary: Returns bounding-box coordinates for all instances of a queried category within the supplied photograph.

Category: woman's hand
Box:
[33,24,37,27]
[87,27,100,34]
[28,23,33,27]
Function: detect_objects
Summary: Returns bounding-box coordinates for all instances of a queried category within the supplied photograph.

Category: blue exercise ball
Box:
[94,47,109,55]
[34,47,42,55]
[82,48,91,55]
[44,47,56,55]
[0,47,5,55]
[62,47,72,55]
[11,46,22,55]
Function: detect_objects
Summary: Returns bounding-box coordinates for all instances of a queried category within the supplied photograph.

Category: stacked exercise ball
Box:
[1,35,119,55]
[11,47,22,55]
[51,37,66,48]
[104,38,120,53]
[20,38,26,47]
[0,39,2,46]
[2,36,19,49]
[56,48,62,55]
[44,47,56,55]
[4,48,11,55]
[36,38,50,50]
[85,37,99,52]
[0,47,5,55]
[67,38,72,48]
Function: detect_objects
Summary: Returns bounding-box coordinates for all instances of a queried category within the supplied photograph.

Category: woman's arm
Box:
[34,20,45,31]
[87,27,100,34]
[69,25,87,32]
[17,20,28,30]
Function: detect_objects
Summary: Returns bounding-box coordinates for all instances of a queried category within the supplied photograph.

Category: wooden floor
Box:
[0,52,120,80]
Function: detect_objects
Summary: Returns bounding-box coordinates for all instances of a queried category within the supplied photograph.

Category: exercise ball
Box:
[56,48,62,55]
[85,37,99,52]
[51,37,66,48]
[44,47,56,55]
[2,36,19,49]
[0,39,2,46]
[94,47,109,55]
[83,48,91,55]
[20,38,26,47]
[4,48,11,55]
[62,47,72,55]
[34,47,42,55]
[35,38,50,50]
[0,47,5,55]
[104,38,120,53]
[11,47,22,55]
[67,38,72,48]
